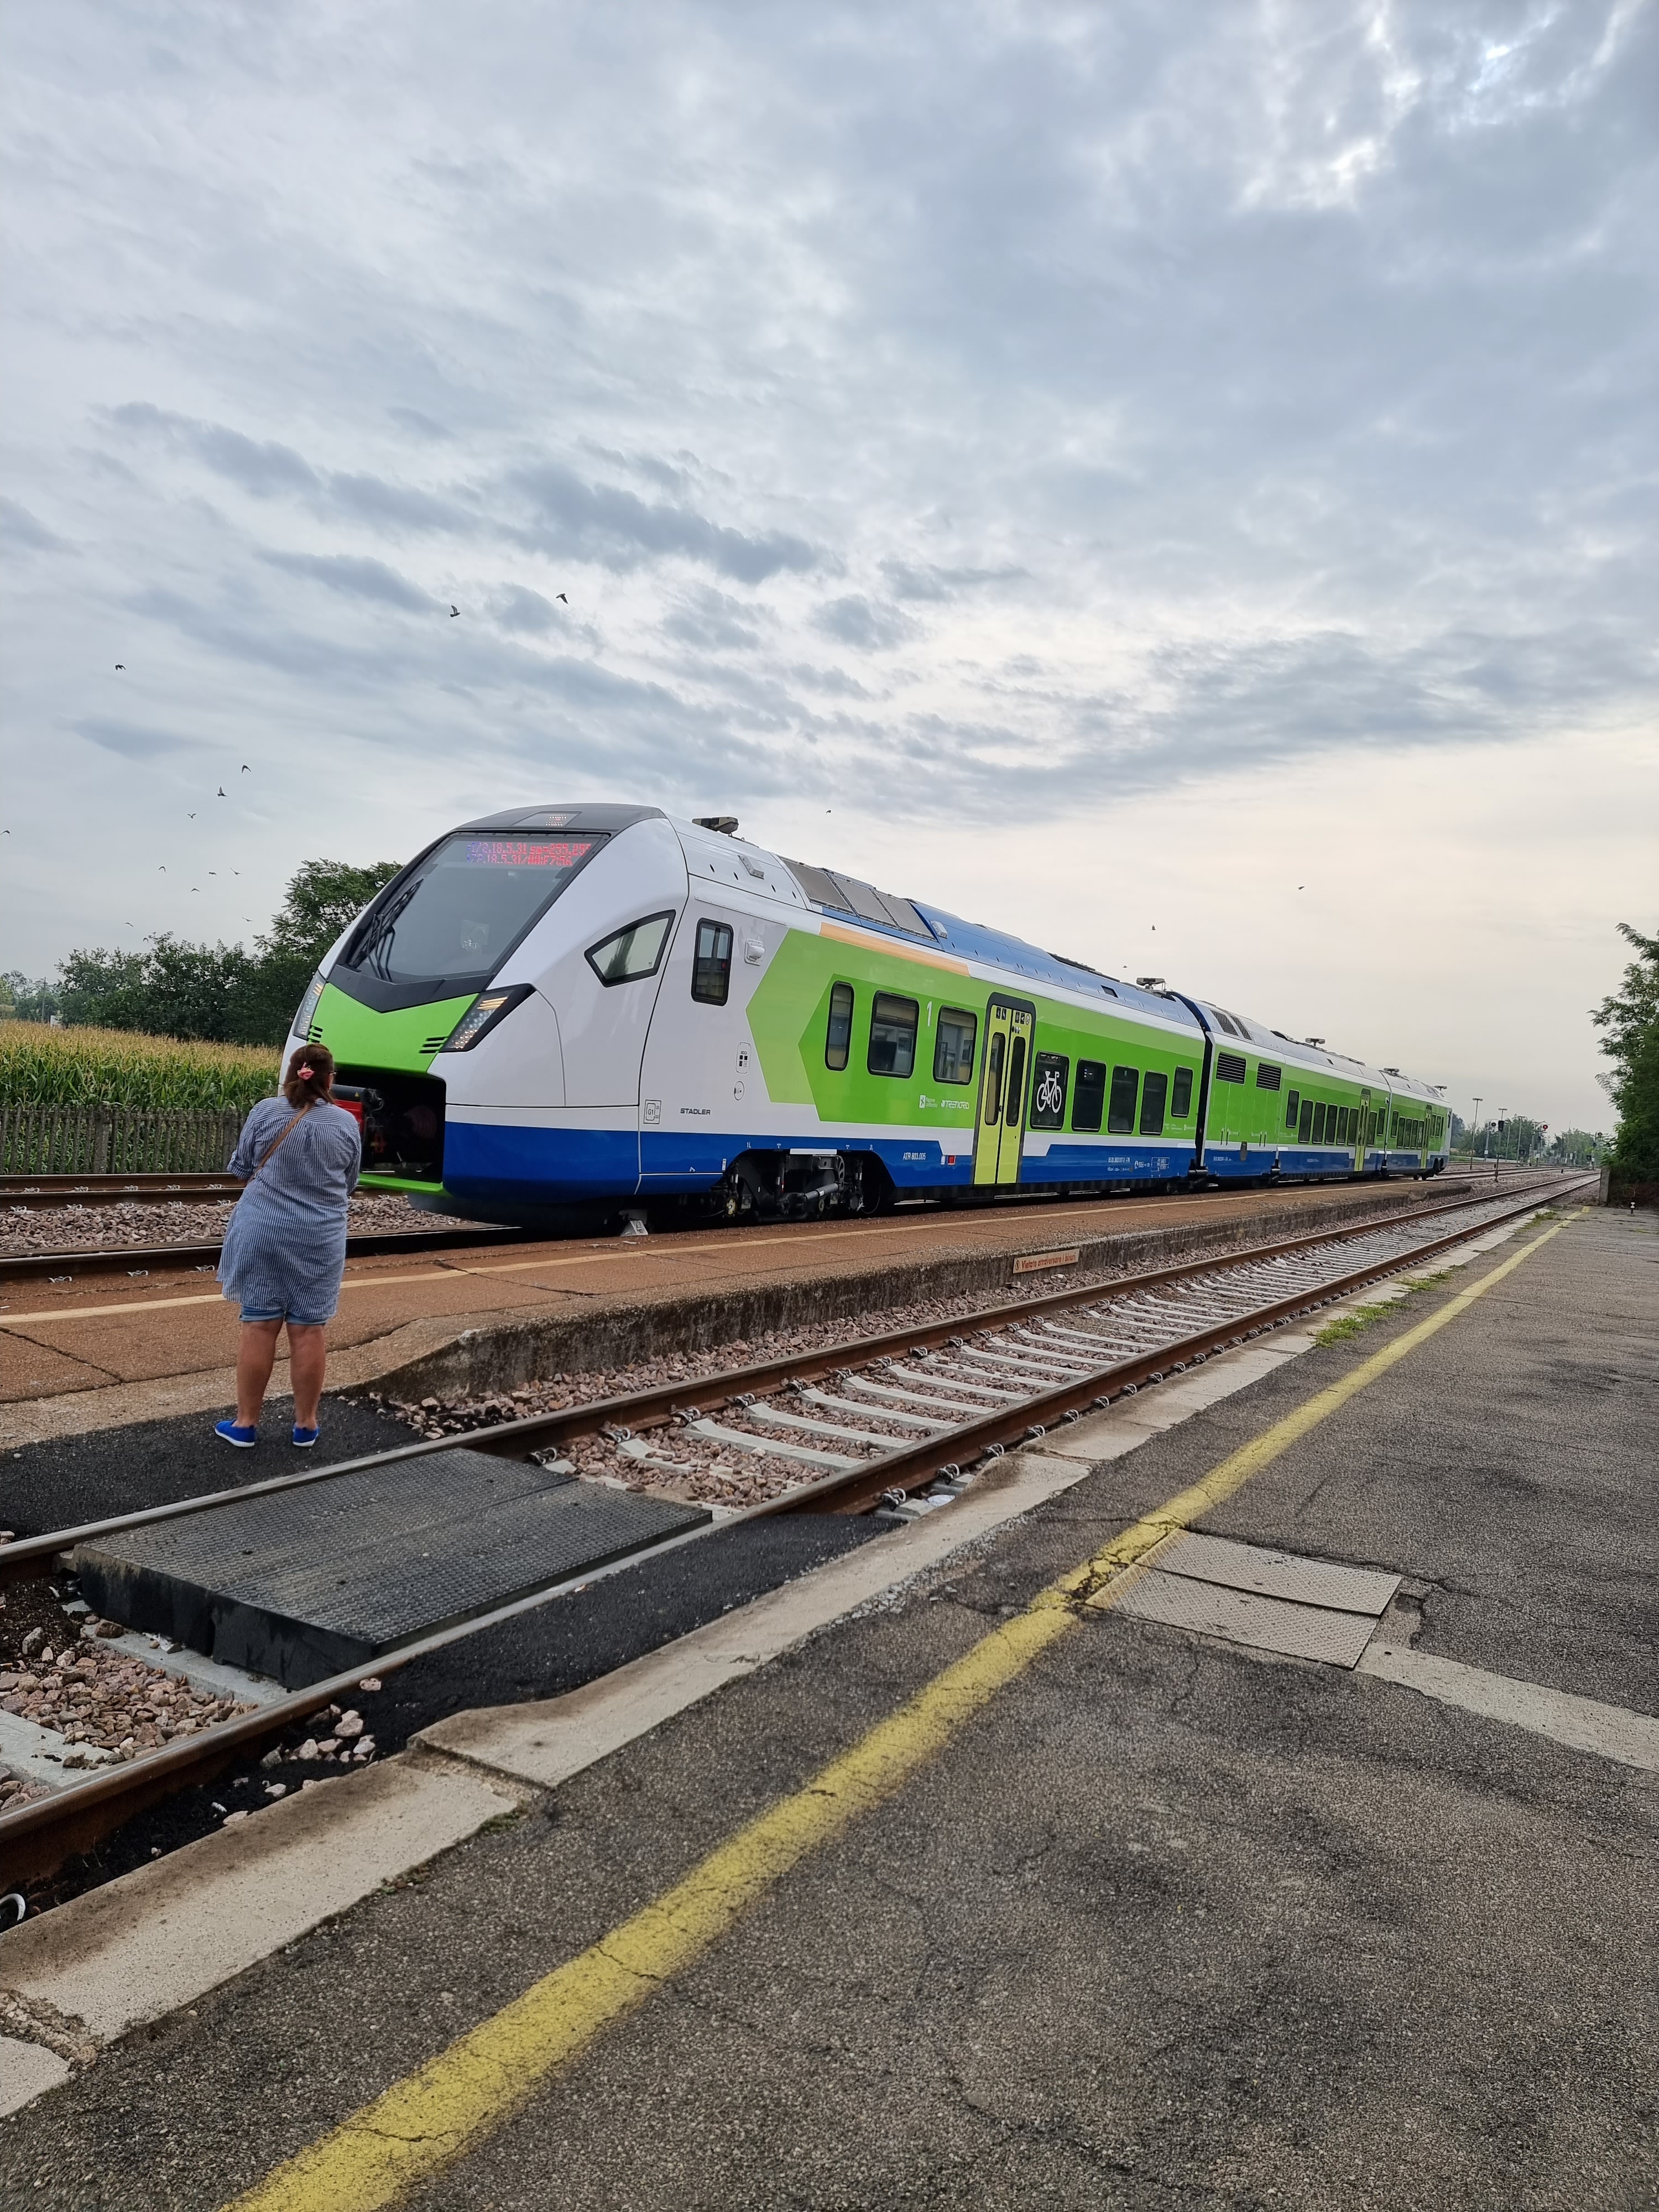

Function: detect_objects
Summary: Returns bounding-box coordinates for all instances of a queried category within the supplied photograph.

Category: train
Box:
[285,801,1451,1223]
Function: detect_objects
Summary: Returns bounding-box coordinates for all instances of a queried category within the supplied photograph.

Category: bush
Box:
[0,1020,279,1114]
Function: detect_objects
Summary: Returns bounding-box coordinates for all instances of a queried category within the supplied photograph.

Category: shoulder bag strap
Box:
[246,1100,315,1185]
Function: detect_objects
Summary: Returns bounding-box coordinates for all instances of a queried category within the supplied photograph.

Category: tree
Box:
[2,971,59,1023]
[236,858,402,1043]
[45,857,403,1047]
[1592,921,1659,1186]
[58,937,256,1041]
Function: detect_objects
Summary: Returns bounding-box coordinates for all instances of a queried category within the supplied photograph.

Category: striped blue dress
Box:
[217,1099,363,1324]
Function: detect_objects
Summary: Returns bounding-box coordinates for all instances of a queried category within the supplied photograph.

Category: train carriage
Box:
[287,804,1449,1222]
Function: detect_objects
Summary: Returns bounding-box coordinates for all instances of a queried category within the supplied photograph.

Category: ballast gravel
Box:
[0,1191,486,1258]
[368,1246,1198,1506]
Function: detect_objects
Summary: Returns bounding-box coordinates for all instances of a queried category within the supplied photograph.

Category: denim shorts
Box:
[238,1304,331,1328]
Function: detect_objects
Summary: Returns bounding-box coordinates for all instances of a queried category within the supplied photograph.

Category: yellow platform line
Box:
[223,1211,1575,2212]
[0,1185,1376,1330]
[0,1194,1196,1329]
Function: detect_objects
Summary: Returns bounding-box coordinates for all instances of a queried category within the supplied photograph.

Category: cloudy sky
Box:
[3,1,1655,1133]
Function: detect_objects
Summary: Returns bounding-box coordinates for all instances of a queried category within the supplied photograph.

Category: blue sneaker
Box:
[291,1425,320,1449]
[216,1420,258,1448]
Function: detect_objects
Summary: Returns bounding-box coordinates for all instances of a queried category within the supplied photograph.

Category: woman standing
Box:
[215,1044,363,1449]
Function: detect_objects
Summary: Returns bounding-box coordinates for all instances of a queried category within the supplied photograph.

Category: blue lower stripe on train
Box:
[442,1120,1203,1202]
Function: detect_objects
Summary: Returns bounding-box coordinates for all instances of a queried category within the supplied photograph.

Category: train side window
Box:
[1030,1052,1068,1128]
[1299,1098,1314,1141]
[984,1032,1006,1123]
[934,1006,977,1084]
[1139,1071,1167,1136]
[1171,1067,1193,1118]
[1073,1060,1106,1131]
[868,993,919,1077]
[586,911,676,987]
[1285,1088,1300,1131]
[690,919,733,1005]
[1004,1034,1028,1126]
[1107,1065,1139,1134]
[825,982,854,1071]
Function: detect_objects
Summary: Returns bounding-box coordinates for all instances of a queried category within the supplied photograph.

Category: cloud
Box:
[111,402,320,498]
[812,596,920,651]
[261,549,436,612]
[0,498,72,554]
[3,0,1655,1138]
[74,717,202,760]
[489,583,561,634]
[508,461,821,583]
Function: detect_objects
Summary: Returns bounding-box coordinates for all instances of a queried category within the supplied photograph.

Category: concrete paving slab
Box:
[0,2036,71,2116]
[0,1752,518,2044]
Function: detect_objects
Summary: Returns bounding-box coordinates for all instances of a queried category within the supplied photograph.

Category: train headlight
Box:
[292,971,326,1040]
[440,984,533,1052]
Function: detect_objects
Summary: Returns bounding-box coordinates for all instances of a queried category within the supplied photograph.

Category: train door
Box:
[973,997,1034,1185]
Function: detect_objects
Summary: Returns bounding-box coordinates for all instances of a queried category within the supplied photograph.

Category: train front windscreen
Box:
[340,833,607,987]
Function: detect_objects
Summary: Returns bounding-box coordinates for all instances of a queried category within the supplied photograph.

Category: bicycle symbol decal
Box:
[1035,1070,1065,1117]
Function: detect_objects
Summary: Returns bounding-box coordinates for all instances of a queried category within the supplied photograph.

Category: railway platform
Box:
[0,1191,1650,2206]
[0,1175,1511,1452]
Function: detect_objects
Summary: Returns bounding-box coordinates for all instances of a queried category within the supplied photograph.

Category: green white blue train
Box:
[287,802,1451,1221]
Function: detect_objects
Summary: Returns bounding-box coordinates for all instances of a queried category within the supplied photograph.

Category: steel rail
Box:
[0,1173,246,1206]
[0,1178,1584,1885]
[0,1173,1560,1588]
[0,1220,532,1285]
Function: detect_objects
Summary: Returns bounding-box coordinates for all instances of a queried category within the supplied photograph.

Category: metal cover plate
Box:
[1112,1567,1379,1668]
[74,1448,708,1688]
[1154,1531,1399,1618]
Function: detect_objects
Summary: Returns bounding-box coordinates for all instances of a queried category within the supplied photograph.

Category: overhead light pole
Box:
[1470,1095,1482,1168]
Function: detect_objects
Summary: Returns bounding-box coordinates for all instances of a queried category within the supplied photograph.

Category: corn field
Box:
[0,1021,279,1115]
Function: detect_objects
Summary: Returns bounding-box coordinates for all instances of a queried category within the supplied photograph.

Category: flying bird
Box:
[115,663,124,671]
[208,870,217,877]
[241,764,251,773]
[217,786,226,797]
[450,604,460,617]
[556,592,568,604]
[158,865,165,872]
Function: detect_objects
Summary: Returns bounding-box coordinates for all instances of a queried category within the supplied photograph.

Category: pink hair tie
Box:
[298,1064,315,1081]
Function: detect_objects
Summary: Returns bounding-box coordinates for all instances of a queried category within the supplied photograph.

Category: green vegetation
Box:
[0,1021,280,1113]
[1313,1269,1453,1346]
[4,857,400,1051]
[1592,922,1659,1190]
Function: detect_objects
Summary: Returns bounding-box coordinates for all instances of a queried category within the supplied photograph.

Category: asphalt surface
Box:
[4,1204,1654,2209]
[0,1391,415,1537]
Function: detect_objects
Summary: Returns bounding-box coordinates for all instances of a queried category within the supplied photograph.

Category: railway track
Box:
[0,1174,1584,1884]
[0,1172,247,1208]
[0,1220,532,1284]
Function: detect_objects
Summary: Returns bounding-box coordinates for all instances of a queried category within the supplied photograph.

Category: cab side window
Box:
[1285,1088,1300,1131]
[691,919,733,1005]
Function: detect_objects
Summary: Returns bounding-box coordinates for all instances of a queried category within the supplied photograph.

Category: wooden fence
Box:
[0,1105,248,1176]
